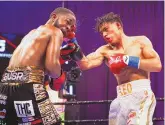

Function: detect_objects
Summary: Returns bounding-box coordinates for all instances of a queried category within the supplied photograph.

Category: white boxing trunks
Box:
[109,79,156,125]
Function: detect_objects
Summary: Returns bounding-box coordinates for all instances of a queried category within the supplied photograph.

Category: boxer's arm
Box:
[78,47,104,70]
[139,36,162,72]
[45,29,63,78]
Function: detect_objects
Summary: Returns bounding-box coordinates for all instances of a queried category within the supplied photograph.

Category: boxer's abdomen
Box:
[115,67,149,85]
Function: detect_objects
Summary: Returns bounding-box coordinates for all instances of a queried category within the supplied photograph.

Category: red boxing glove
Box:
[52,71,66,91]
[60,43,76,62]
[108,54,127,74]
[65,25,76,39]
[66,32,75,39]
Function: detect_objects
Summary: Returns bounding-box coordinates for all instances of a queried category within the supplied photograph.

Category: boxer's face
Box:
[99,22,122,45]
[55,14,76,37]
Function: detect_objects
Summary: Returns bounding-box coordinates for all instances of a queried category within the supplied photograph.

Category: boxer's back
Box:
[8,25,51,69]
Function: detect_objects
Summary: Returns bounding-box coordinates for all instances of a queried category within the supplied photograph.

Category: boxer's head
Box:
[95,12,123,45]
[49,7,76,37]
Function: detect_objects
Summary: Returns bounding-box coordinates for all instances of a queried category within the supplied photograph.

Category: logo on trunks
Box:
[22,117,35,122]
[0,109,6,119]
[118,83,132,96]
[0,94,7,105]
[33,84,47,101]
[2,71,25,81]
[14,100,35,117]
[0,94,7,100]
[0,100,6,105]
[0,120,6,125]
[42,113,57,125]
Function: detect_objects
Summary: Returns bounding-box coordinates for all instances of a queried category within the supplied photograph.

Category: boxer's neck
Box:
[109,33,129,50]
[45,18,58,26]
[120,34,130,50]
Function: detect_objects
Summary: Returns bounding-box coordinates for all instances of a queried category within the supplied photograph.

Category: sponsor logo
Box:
[42,113,57,125]
[0,100,6,105]
[22,117,35,122]
[2,71,25,81]
[0,95,7,105]
[38,99,52,116]
[108,56,122,65]
[0,95,7,100]
[118,83,132,96]
[33,84,47,101]
[0,120,6,125]
[0,109,6,119]
[14,100,35,117]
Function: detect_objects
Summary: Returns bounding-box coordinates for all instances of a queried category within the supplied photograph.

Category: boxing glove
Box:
[50,70,66,91]
[60,42,83,61]
[108,54,140,74]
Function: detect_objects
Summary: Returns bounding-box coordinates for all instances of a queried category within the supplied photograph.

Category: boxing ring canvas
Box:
[0,1,164,125]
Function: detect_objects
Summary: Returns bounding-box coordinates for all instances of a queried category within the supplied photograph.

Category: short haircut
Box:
[50,7,75,18]
[95,12,123,32]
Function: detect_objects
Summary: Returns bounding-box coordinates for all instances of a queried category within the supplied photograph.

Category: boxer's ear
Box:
[51,14,57,20]
[116,22,121,29]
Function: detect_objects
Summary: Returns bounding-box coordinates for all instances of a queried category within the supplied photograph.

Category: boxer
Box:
[77,12,162,125]
[0,7,80,125]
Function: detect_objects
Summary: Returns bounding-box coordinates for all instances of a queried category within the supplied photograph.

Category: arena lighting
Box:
[0,33,23,59]
[0,40,12,58]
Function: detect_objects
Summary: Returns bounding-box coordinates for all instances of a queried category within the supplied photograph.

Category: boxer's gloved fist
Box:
[60,42,76,61]
[108,54,140,74]
[50,70,66,91]
[60,42,83,61]
[70,42,83,61]
[65,25,76,39]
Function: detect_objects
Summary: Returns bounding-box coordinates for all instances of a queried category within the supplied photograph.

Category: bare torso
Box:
[102,36,149,85]
[8,25,51,69]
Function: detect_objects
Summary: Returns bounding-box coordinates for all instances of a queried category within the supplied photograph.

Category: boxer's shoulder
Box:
[130,35,152,48]
[96,45,109,55]
[132,36,151,44]
[36,25,63,37]
[98,44,114,58]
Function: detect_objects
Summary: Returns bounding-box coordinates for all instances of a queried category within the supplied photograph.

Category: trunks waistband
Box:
[116,79,151,97]
[1,66,45,84]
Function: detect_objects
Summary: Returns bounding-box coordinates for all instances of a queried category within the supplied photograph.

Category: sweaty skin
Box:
[8,25,63,78]
[78,36,162,85]
[8,13,76,78]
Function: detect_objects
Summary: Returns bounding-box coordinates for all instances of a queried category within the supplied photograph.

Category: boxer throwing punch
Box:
[0,7,83,125]
[77,12,162,125]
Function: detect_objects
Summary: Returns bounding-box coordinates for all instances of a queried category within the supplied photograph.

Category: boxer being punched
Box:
[78,12,162,125]
[0,7,80,125]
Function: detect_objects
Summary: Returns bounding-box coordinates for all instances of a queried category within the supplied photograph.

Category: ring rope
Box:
[54,98,164,123]
[58,117,164,123]
[53,98,164,105]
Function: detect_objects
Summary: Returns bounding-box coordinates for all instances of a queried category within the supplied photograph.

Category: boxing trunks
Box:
[0,66,61,125]
[109,79,156,125]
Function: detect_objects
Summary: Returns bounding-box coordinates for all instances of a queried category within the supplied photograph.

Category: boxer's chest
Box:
[104,42,143,60]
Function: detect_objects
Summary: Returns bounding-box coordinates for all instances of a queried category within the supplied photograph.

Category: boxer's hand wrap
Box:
[51,70,66,91]
[108,54,140,74]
